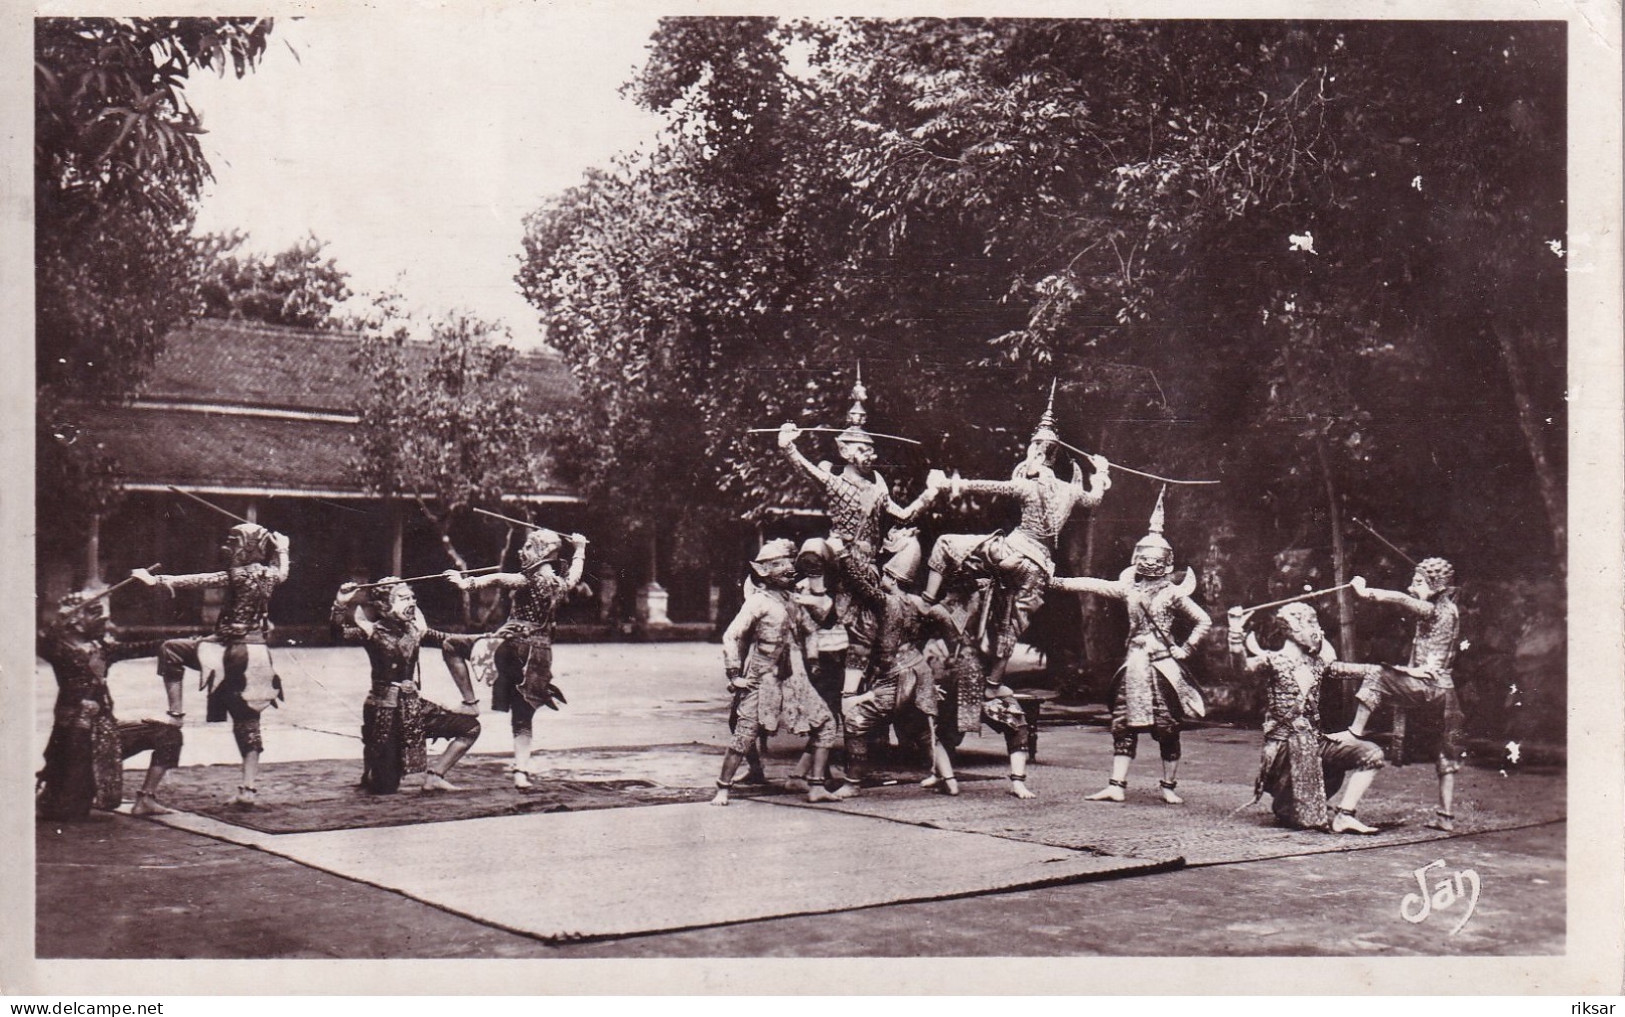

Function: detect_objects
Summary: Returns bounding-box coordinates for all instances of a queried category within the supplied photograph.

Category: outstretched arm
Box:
[1350,575,1435,619]
[1049,575,1126,600]
[1225,607,1266,675]
[1069,454,1112,509]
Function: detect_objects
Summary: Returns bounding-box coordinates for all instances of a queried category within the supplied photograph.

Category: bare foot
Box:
[919,774,943,790]
[1332,810,1379,835]
[806,785,840,803]
[1159,782,1184,805]
[785,776,810,792]
[1085,785,1125,802]
[227,787,257,810]
[423,772,461,792]
[1008,779,1035,800]
[511,768,533,790]
[709,790,730,806]
[1425,811,1455,832]
[831,782,860,799]
[130,793,173,816]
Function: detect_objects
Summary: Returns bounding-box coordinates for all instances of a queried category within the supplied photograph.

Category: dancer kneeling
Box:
[1229,603,1385,834]
[712,540,840,805]
[333,579,481,794]
[37,592,181,819]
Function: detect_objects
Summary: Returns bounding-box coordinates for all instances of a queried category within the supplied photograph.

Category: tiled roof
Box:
[79,405,367,492]
[139,318,577,415]
[77,319,579,496]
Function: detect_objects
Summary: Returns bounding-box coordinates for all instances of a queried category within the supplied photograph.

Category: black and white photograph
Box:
[7,0,1622,999]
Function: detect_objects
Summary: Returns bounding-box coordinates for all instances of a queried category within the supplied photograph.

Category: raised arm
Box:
[562,534,589,588]
[1069,454,1112,509]
[329,584,370,642]
[778,423,834,487]
[266,532,291,584]
[885,473,942,523]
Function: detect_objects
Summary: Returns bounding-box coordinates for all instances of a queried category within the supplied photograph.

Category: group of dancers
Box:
[37,380,1466,836]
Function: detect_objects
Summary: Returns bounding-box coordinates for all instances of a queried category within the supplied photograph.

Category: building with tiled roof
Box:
[56,319,590,637]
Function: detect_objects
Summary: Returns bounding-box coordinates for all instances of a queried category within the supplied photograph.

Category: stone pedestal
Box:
[636,582,670,626]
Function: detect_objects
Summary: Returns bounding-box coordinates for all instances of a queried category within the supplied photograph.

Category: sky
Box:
[183,11,665,349]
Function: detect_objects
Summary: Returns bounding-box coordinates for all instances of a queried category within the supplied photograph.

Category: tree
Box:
[196,230,353,329]
[36,18,273,573]
[348,304,556,623]
[519,18,1566,671]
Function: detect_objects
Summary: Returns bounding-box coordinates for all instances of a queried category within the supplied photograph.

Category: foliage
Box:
[518,19,1564,650]
[348,304,556,568]
[36,18,273,573]
[196,230,353,329]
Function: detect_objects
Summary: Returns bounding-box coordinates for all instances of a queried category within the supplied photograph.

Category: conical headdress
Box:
[1132,486,1174,578]
[1030,378,1061,445]
[836,364,875,447]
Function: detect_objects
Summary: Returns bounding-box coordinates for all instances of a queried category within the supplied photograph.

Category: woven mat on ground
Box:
[153,800,1177,943]
[145,750,792,834]
[766,763,1565,866]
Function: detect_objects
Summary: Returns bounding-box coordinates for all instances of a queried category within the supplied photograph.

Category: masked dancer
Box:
[333,578,482,794]
[922,391,1110,684]
[712,540,840,805]
[37,591,181,819]
[825,532,959,799]
[1325,558,1466,831]
[1050,491,1211,804]
[133,523,289,809]
[1229,603,1386,833]
[443,528,585,789]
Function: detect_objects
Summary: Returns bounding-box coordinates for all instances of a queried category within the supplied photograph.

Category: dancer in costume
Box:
[825,531,959,800]
[133,523,289,809]
[37,591,182,819]
[926,579,1040,799]
[1050,491,1210,804]
[443,528,585,789]
[1325,558,1466,831]
[1228,602,1386,833]
[785,543,849,790]
[922,390,1111,682]
[711,540,840,805]
[778,375,943,683]
[332,578,482,794]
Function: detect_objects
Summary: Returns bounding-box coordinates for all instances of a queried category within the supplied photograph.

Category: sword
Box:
[350,567,501,591]
[473,507,550,529]
[1050,439,1219,486]
[166,486,254,525]
[1351,516,1418,566]
[66,563,162,613]
[747,426,923,446]
[1237,582,1355,615]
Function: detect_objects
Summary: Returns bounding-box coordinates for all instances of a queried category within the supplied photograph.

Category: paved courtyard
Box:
[33,642,1567,974]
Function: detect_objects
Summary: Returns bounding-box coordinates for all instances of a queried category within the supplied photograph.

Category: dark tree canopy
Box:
[197,230,353,330]
[519,18,1565,643]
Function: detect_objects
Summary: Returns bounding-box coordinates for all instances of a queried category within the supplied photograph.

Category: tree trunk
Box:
[418,496,473,626]
[1492,322,1565,567]
[1314,434,1358,660]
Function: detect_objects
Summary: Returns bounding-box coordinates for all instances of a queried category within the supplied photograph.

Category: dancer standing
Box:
[825,532,960,799]
[1050,491,1211,804]
[711,540,839,805]
[1326,558,1466,831]
[133,523,289,809]
[444,528,585,789]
